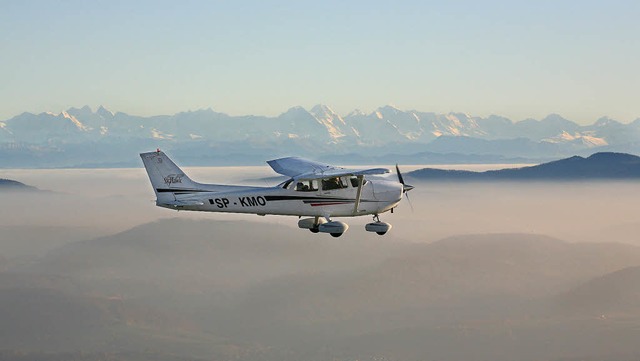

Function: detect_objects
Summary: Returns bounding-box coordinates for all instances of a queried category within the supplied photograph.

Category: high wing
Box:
[267,157,390,180]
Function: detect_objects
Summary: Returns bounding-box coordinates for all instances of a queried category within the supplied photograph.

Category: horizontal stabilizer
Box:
[161,199,205,207]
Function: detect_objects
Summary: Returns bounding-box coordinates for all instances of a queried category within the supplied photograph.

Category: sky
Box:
[1,0,639,123]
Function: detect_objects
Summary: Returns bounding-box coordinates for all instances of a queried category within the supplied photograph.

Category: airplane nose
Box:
[373,181,404,201]
[402,184,414,193]
[393,181,405,200]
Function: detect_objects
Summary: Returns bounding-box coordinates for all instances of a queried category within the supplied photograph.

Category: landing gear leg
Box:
[309,216,320,233]
[373,214,385,235]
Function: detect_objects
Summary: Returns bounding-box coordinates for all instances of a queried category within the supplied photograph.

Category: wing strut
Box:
[352,175,364,214]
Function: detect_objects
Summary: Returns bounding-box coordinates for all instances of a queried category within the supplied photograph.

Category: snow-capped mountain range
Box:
[2,105,640,167]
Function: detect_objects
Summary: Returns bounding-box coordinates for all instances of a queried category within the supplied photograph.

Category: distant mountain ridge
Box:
[5,105,639,145]
[408,152,640,180]
[557,266,640,314]
[3,105,640,167]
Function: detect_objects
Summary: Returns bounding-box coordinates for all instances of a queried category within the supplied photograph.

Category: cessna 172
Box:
[140,150,413,237]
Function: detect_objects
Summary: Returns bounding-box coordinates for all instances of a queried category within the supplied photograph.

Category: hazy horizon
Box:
[3,164,640,246]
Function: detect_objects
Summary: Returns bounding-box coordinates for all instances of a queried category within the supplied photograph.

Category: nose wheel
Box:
[366,214,392,235]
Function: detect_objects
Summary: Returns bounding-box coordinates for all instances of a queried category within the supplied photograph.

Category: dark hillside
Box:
[408,152,640,180]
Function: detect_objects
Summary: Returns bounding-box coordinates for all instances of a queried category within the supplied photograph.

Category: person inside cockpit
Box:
[295,180,318,192]
[322,177,345,190]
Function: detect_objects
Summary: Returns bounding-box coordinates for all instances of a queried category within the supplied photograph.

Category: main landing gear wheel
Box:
[302,218,349,237]
[300,217,326,234]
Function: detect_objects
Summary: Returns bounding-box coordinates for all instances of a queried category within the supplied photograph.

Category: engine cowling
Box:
[365,221,392,235]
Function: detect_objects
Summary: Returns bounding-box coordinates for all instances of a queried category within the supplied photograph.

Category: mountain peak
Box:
[345,109,366,118]
[310,104,336,115]
[594,116,620,127]
[282,106,308,115]
[67,105,92,112]
[377,104,402,114]
[448,111,472,119]
[96,105,114,118]
[310,104,346,138]
[66,105,94,119]
[381,104,400,110]
[0,178,39,192]
[586,152,640,162]
[541,113,571,123]
[59,111,88,131]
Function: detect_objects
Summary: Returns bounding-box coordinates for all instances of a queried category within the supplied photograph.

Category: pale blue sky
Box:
[1,0,639,123]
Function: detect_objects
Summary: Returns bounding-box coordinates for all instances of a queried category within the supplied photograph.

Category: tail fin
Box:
[140,150,199,199]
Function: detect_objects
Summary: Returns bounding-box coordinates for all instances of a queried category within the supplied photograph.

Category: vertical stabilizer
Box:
[139,151,199,199]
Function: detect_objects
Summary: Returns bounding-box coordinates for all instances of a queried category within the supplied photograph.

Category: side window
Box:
[295,180,318,192]
[322,177,348,191]
[349,176,367,187]
[282,179,293,189]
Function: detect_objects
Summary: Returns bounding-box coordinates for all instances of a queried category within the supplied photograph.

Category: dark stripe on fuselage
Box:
[265,195,377,203]
[155,191,382,203]
[264,195,336,201]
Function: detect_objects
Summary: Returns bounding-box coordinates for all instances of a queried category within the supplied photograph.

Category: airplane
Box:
[140,150,414,237]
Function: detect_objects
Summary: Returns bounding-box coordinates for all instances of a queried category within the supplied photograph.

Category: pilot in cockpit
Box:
[322,177,341,190]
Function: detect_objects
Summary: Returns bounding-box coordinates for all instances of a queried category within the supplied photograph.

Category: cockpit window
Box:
[295,179,318,192]
[321,177,348,190]
[281,179,293,189]
[349,176,366,187]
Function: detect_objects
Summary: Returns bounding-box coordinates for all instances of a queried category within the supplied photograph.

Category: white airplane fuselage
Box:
[155,179,403,217]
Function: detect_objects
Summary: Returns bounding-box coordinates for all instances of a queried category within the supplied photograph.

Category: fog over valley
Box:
[2,165,640,360]
[3,165,640,247]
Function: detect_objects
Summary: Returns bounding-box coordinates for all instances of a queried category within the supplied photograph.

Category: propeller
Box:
[395,164,414,193]
[395,164,414,211]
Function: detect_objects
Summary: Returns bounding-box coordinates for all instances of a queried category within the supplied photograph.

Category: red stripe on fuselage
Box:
[309,202,351,207]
